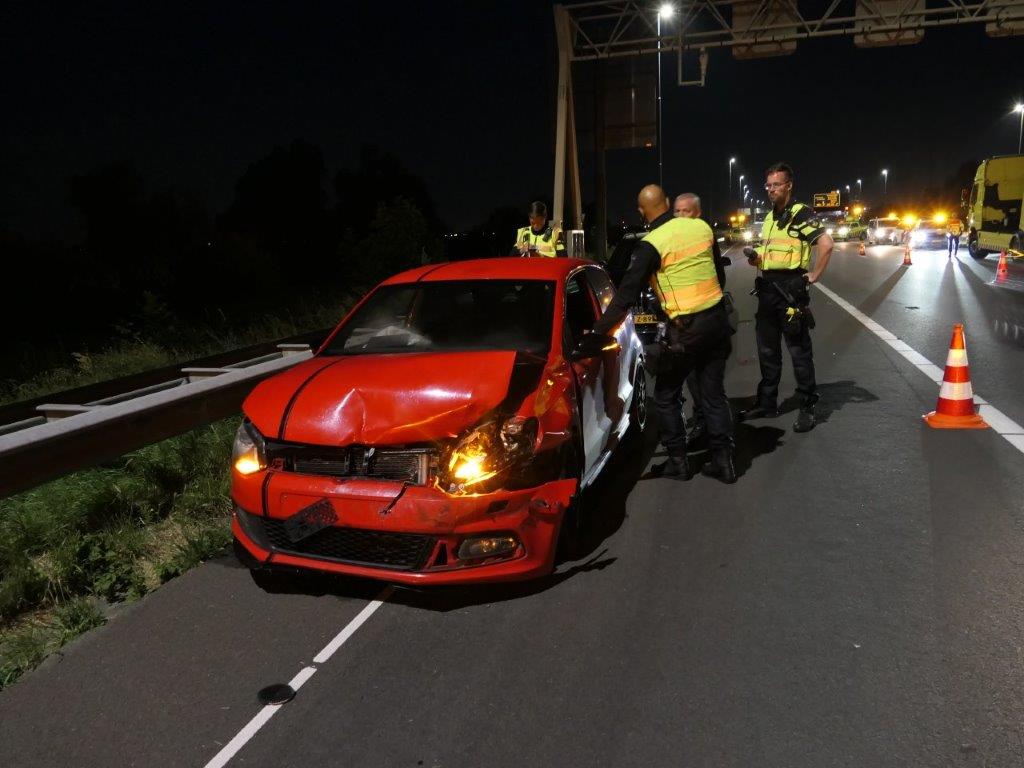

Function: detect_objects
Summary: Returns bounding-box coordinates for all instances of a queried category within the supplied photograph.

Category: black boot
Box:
[652,452,693,481]
[701,447,737,484]
[793,394,819,433]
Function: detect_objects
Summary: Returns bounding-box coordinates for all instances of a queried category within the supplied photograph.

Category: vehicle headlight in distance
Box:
[838,226,849,237]
[868,229,876,238]
[232,421,267,475]
[743,230,753,241]
[910,232,921,245]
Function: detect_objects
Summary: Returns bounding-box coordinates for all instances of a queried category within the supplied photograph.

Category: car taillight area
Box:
[265,441,438,486]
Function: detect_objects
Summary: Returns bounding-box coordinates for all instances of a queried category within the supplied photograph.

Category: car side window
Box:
[583,267,615,312]
[564,272,598,345]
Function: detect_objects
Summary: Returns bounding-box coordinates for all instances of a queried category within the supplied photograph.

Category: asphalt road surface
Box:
[4,243,1024,767]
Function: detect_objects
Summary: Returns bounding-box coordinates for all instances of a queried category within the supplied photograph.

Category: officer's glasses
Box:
[764,182,790,190]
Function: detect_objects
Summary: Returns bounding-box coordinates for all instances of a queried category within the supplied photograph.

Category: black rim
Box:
[633,369,647,430]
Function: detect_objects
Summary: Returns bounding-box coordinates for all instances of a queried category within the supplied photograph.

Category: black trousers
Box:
[655,302,734,453]
[754,274,816,408]
[947,234,959,256]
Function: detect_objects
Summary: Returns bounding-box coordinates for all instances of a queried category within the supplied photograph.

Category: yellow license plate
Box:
[633,313,657,325]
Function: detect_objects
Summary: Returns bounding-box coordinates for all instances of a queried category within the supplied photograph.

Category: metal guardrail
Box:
[0,344,314,499]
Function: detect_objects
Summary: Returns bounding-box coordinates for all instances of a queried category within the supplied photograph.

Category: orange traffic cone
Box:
[923,324,987,429]
[902,243,912,266]
[858,242,866,255]
[996,250,1008,283]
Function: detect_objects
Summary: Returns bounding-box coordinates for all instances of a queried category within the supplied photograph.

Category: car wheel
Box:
[627,365,648,438]
[1011,234,1022,253]
[968,238,988,260]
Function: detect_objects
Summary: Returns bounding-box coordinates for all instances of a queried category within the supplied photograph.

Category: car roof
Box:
[382,257,596,284]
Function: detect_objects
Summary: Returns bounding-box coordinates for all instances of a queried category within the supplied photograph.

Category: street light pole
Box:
[656,6,673,188]
[729,157,735,206]
[1015,104,1024,154]
[882,168,888,198]
[857,178,862,198]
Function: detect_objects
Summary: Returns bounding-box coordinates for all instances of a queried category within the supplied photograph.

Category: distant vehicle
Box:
[908,219,949,250]
[232,258,646,586]
[739,219,765,245]
[966,154,1024,259]
[866,217,904,246]
[826,219,867,241]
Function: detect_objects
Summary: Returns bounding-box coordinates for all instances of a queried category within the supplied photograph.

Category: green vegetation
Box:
[0,418,240,689]
[0,291,353,408]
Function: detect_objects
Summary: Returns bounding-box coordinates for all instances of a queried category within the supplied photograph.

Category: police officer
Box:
[588,184,735,482]
[514,201,566,257]
[673,192,728,446]
[947,216,963,258]
[740,162,833,433]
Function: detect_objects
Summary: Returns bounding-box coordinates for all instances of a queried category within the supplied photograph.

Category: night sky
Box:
[2,1,1022,243]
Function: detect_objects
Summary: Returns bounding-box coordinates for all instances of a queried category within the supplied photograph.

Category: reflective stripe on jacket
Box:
[757,203,813,271]
[516,225,563,257]
[644,217,722,318]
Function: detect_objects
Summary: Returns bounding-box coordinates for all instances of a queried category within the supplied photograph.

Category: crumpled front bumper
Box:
[232,472,578,585]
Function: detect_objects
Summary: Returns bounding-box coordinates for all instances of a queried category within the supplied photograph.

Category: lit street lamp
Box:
[881,168,888,197]
[857,178,862,197]
[656,5,674,188]
[738,174,745,197]
[1014,103,1024,154]
[729,157,736,197]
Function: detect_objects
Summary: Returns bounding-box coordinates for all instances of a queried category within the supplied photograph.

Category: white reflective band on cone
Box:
[939,381,975,400]
[944,349,968,366]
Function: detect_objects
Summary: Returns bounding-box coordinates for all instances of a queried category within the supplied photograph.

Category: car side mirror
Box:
[569,333,617,361]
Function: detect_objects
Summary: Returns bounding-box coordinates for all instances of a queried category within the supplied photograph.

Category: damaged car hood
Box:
[245,350,533,445]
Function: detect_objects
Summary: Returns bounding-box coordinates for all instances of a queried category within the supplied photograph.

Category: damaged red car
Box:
[231,257,646,585]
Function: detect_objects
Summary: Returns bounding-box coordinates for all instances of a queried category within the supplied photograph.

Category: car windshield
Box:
[323,279,556,356]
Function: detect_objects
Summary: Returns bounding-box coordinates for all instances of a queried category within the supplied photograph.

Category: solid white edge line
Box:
[814,282,1024,452]
[313,586,394,664]
[203,586,393,768]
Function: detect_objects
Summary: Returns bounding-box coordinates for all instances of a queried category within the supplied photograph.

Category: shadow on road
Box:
[732,422,786,477]
[777,379,879,423]
[856,264,911,316]
[953,256,1024,349]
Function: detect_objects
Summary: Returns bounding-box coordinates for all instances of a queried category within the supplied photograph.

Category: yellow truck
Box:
[967,155,1024,259]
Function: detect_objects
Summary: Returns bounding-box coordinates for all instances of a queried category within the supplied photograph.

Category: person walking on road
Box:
[673,192,728,447]
[586,184,736,483]
[740,162,834,433]
[947,216,963,258]
[513,201,565,257]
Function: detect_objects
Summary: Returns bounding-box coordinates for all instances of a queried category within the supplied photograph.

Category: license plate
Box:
[633,313,657,325]
[283,498,338,543]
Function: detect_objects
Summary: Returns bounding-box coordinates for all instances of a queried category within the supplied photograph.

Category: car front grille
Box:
[266,443,435,485]
[253,513,435,571]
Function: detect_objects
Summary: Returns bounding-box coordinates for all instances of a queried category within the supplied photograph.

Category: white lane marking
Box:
[313,586,393,664]
[203,587,392,768]
[814,282,1024,452]
[204,666,318,768]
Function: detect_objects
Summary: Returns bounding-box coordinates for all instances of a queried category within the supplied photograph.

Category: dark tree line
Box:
[1,141,444,379]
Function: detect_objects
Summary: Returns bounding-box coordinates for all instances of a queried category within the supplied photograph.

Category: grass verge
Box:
[0,418,239,690]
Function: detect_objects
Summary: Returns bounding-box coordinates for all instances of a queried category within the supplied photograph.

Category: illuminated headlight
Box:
[232,421,266,475]
[826,227,834,236]
[838,226,850,237]
[910,233,922,245]
[742,230,753,241]
[868,229,876,238]
[441,416,538,494]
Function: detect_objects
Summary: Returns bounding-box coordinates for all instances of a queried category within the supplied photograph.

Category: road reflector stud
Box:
[923,323,988,429]
[257,683,297,705]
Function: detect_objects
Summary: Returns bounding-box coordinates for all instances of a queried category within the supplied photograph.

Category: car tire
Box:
[968,238,988,260]
[626,365,648,442]
[1011,234,1022,253]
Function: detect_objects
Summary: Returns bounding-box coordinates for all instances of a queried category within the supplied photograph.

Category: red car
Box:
[231,257,646,585]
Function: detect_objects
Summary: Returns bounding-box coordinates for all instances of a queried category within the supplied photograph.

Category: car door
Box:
[563,270,610,481]
[583,266,634,440]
